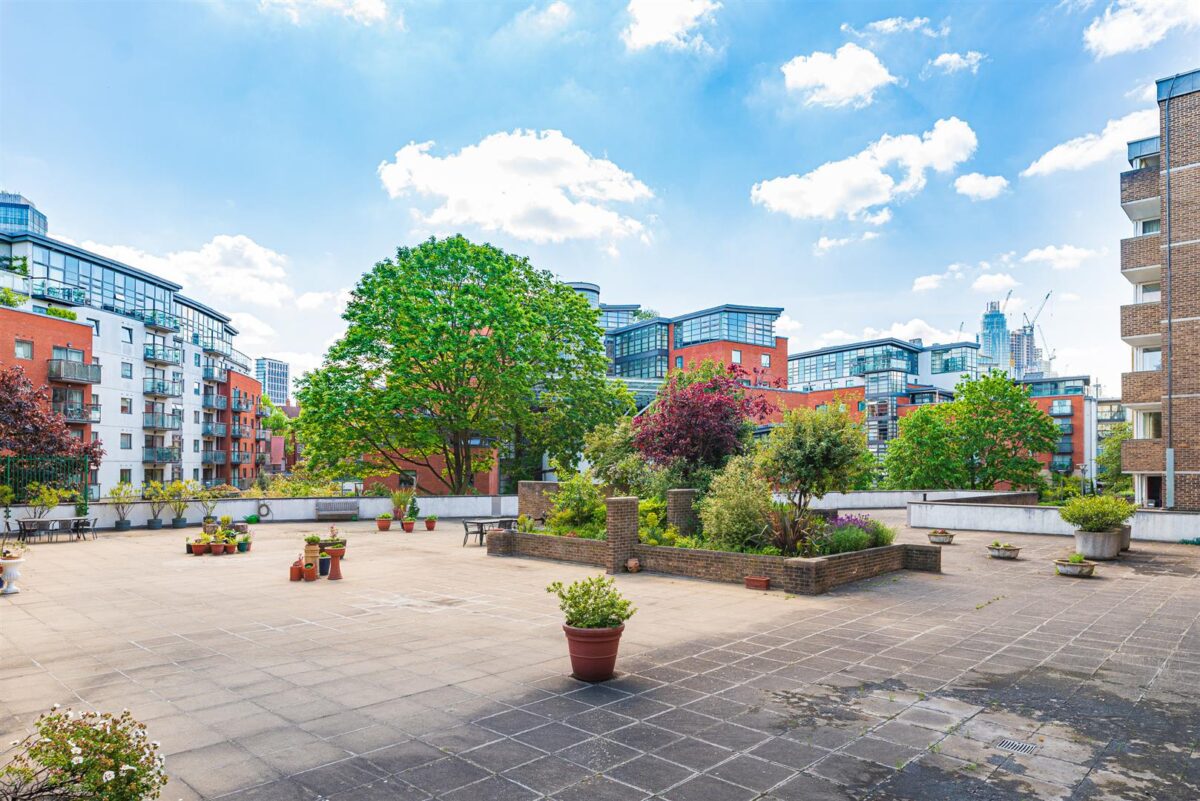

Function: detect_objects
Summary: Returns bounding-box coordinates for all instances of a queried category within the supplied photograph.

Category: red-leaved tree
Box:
[632,363,774,481]
[0,366,104,467]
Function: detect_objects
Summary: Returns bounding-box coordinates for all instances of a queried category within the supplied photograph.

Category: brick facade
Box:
[0,308,97,443]
[666,488,698,536]
[365,450,500,497]
[517,480,560,522]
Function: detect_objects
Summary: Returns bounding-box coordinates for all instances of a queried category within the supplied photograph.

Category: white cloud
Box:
[780,43,898,108]
[751,117,977,223]
[295,287,352,311]
[621,0,720,52]
[1061,292,1083,302]
[1020,244,1099,270]
[775,314,803,336]
[1021,108,1157,177]
[813,231,879,255]
[505,1,573,38]
[972,272,1019,292]
[926,51,985,75]
[954,172,1008,200]
[228,312,277,348]
[912,273,945,292]
[378,129,653,247]
[810,329,859,348]
[1126,82,1157,102]
[1084,0,1200,58]
[841,16,948,37]
[258,0,394,27]
[863,318,961,344]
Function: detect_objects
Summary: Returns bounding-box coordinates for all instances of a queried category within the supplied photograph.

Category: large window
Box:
[1139,347,1162,372]
[608,323,668,359]
[673,310,776,348]
[30,244,173,316]
[930,346,979,378]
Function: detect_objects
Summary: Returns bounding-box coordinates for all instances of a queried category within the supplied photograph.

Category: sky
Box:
[2,0,1198,396]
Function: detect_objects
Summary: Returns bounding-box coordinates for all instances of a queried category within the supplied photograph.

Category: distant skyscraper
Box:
[978,301,1010,375]
[255,357,290,405]
[1009,324,1042,379]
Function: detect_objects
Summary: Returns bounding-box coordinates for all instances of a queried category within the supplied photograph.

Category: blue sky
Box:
[2,0,1198,394]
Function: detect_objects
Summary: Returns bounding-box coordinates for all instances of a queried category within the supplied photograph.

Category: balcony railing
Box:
[255,452,268,465]
[143,412,183,430]
[850,355,911,376]
[31,280,88,305]
[53,402,101,424]
[256,430,271,441]
[143,447,181,463]
[230,452,253,465]
[202,365,229,383]
[47,359,102,384]
[143,344,182,365]
[201,450,227,464]
[1055,441,1074,455]
[201,421,227,437]
[143,378,183,397]
[1058,423,1074,435]
[231,398,253,413]
[230,424,247,439]
[1098,411,1127,423]
[1048,405,1073,417]
[1049,457,1073,473]
[201,394,228,410]
[199,336,232,357]
[0,270,31,297]
[135,309,180,332]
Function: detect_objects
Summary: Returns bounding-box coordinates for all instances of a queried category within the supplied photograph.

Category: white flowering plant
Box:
[0,707,167,800]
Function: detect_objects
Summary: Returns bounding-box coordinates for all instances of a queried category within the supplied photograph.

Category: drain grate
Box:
[995,738,1037,755]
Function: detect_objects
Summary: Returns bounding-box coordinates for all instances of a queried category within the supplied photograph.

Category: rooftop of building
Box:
[1157,67,1200,102]
[787,337,980,360]
[1,228,184,292]
[1018,374,1091,385]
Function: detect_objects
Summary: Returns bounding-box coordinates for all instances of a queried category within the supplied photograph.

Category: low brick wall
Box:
[517,481,560,523]
[486,529,608,567]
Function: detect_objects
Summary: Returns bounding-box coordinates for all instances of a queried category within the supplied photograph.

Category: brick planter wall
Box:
[517,481,560,523]
[485,529,608,567]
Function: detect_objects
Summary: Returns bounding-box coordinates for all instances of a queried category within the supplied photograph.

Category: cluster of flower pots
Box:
[291,530,346,582]
[378,513,437,532]
[189,517,252,555]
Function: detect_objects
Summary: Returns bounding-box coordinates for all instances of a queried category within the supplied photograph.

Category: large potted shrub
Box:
[108,482,138,531]
[166,480,197,528]
[144,480,168,530]
[391,488,414,520]
[1059,496,1135,561]
[547,575,636,683]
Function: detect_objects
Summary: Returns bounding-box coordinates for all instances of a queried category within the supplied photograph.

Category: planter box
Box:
[1055,559,1096,577]
[745,575,770,591]
[1074,529,1122,561]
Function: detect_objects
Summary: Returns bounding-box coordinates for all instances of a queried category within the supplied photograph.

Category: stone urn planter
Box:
[0,557,25,595]
[1074,529,1122,561]
[1055,557,1096,578]
[927,529,955,545]
[987,543,1021,560]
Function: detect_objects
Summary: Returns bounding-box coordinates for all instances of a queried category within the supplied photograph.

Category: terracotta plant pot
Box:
[625,557,641,573]
[1055,558,1096,577]
[744,575,770,591]
[563,624,624,683]
[987,545,1021,560]
[424,519,436,531]
[303,564,317,581]
[192,542,207,555]
[402,520,415,533]
[927,531,955,545]
[210,543,224,555]
[289,563,302,581]
[245,541,252,552]
[225,542,237,554]
[377,519,392,531]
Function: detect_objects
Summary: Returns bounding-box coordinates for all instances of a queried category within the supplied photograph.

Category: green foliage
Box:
[164,479,199,517]
[547,472,606,537]
[390,487,415,511]
[107,482,139,522]
[0,287,27,308]
[143,480,168,519]
[1096,421,1133,494]
[25,483,69,518]
[0,707,167,801]
[866,518,895,547]
[516,514,534,533]
[377,512,393,520]
[1,255,30,276]
[755,403,869,512]
[885,373,1061,490]
[1059,495,1135,532]
[826,526,872,554]
[697,455,772,551]
[296,236,630,494]
[263,470,341,498]
[407,495,420,518]
[1040,473,1081,505]
[45,306,78,321]
[583,418,664,497]
[756,502,829,557]
[638,525,703,550]
[546,575,636,629]
[1068,552,1086,564]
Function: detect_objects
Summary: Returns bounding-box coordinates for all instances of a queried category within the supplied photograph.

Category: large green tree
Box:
[295,236,630,494]
[755,403,870,513]
[1096,420,1132,495]
[884,372,1061,490]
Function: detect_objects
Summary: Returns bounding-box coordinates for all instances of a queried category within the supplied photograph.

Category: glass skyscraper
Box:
[978,301,1010,375]
[255,357,290,405]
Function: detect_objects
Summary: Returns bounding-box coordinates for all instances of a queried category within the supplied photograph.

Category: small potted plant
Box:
[224,533,237,554]
[376,512,393,531]
[927,528,955,544]
[401,515,416,533]
[546,575,637,683]
[1055,551,1096,578]
[109,481,138,531]
[987,540,1021,559]
[192,535,208,555]
[424,514,437,531]
[303,561,317,581]
[210,534,225,555]
[1059,496,1135,561]
[290,559,302,581]
[238,532,252,552]
[145,481,168,530]
[318,551,331,577]
[219,514,233,530]
[391,488,415,520]
[304,534,321,566]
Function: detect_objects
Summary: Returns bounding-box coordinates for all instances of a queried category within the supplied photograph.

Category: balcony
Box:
[256,406,269,418]
[1058,422,1074,435]
[1120,234,1161,284]
[1098,411,1127,423]
[201,450,227,464]
[1122,370,1162,406]
[202,394,228,410]
[230,477,253,490]
[143,412,183,431]
[1055,441,1074,455]
[256,429,271,441]
[31,280,88,306]
[54,402,101,424]
[201,421,227,437]
[1120,301,1161,347]
[135,309,180,332]
[230,424,247,439]
[1120,165,1159,219]
[143,378,182,397]
[0,269,30,297]
[47,359,102,384]
[1122,438,1164,473]
[200,336,231,357]
[143,447,182,463]
[1050,456,1073,473]
[230,452,253,465]
[255,452,268,465]
[231,398,253,413]
[143,344,182,365]
[1048,405,1074,417]
[202,364,228,383]
[850,355,911,376]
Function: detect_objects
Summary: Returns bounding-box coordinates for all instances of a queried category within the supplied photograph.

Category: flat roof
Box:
[176,293,233,327]
[671,304,784,323]
[788,337,921,360]
[1018,374,1090,384]
[1158,68,1200,102]
[606,317,670,335]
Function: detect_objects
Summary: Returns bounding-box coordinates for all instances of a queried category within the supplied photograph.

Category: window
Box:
[121,327,133,344]
[194,353,200,367]
[1139,282,1161,303]
[120,433,132,450]
[193,381,201,396]
[14,339,32,359]
[121,362,133,379]
[194,410,200,423]
[1049,399,1073,415]
[121,397,132,414]
[193,440,200,452]
[119,469,131,484]
[1139,347,1162,371]
[731,349,742,364]
[760,353,771,368]
[193,469,199,480]
[1139,411,1162,439]
[675,356,683,369]
[1138,218,1161,235]
[52,346,84,362]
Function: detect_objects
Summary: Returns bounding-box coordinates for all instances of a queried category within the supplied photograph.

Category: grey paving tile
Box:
[460,737,544,772]
[362,739,445,775]
[512,721,593,752]
[606,753,695,793]
[398,756,491,795]
[557,736,640,771]
[661,773,758,801]
[653,736,735,771]
[502,755,592,795]
[750,737,830,770]
[441,775,539,801]
[554,775,649,801]
[707,753,795,792]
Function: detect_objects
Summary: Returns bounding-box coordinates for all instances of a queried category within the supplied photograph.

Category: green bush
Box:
[546,575,636,629]
[45,306,78,321]
[865,518,895,548]
[1059,495,1135,532]
[826,526,872,554]
[547,472,606,536]
[697,455,772,551]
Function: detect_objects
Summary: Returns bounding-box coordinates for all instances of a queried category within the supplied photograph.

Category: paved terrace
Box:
[2,512,1198,800]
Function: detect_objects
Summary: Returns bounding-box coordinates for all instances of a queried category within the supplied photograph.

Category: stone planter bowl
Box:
[987,545,1021,560]
[927,532,955,545]
[1074,529,1122,561]
[1055,559,1096,578]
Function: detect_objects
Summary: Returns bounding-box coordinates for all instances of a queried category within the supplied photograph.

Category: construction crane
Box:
[1023,290,1053,329]
[1000,289,1013,314]
[1038,324,1057,372]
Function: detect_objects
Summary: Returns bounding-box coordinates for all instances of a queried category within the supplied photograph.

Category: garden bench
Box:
[315,499,359,521]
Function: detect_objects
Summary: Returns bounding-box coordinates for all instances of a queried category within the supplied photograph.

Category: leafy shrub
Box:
[756,502,828,557]
[0,287,28,308]
[697,455,772,551]
[820,514,892,554]
[45,306,78,321]
[1068,552,1086,564]
[826,526,872,554]
[1059,496,1135,532]
[516,514,535,533]
[547,472,606,537]
[546,575,636,629]
[639,524,703,550]
[864,518,895,547]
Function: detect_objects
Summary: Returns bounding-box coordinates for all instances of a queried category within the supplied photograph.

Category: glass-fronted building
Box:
[978,300,1010,374]
[0,192,48,236]
[255,357,291,405]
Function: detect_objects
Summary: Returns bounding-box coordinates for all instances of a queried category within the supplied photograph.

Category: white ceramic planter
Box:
[928,532,955,544]
[987,545,1020,560]
[1074,529,1122,561]
[1055,559,1096,577]
[0,558,25,595]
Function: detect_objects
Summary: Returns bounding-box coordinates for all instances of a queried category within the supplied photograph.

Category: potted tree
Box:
[1059,496,1135,561]
[391,488,414,520]
[1055,552,1096,578]
[546,575,636,683]
[424,514,437,531]
[376,512,393,531]
[26,483,65,519]
[144,481,168,530]
[109,481,138,532]
[987,540,1021,559]
[166,480,195,528]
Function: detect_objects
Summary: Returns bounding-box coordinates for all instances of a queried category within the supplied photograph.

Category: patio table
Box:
[462,517,517,547]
